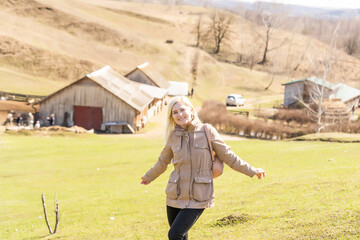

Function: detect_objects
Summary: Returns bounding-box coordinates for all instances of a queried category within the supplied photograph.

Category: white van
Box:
[226,94,246,106]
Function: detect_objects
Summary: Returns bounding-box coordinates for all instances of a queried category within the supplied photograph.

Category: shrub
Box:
[198,100,359,140]
[272,109,311,125]
[346,121,360,133]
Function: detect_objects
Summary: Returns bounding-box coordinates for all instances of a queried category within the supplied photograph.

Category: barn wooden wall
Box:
[39,78,139,129]
[283,82,304,106]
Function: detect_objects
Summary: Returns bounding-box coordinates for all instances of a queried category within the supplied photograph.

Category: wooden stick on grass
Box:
[53,193,59,233]
[41,193,53,234]
[41,193,59,234]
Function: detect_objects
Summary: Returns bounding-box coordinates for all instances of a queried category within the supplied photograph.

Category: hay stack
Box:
[322,99,349,123]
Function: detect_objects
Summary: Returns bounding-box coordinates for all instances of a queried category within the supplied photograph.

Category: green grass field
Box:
[0,134,359,239]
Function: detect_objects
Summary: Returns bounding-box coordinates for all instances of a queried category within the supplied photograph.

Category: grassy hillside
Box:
[0,134,359,239]
[0,67,66,95]
[0,0,359,102]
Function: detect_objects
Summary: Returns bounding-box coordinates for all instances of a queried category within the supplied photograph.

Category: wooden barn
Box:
[125,62,170,89]
[39,65,167,133]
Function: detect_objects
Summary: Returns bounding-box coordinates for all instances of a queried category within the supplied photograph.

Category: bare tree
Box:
[258,14,276,64]
[253,2,285,65]
[293,22,341,133]
[208,10,234,54]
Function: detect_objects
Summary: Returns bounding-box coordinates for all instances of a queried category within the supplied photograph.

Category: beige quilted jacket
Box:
[142,119,258,209]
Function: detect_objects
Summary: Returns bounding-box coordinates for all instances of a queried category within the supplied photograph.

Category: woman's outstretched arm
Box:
[208,124,266,178]
[141,142,173,184]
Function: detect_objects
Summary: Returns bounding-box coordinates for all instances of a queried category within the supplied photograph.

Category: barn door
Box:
[73,106,102,130]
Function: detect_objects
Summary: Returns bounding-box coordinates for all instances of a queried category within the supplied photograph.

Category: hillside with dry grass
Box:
[0,0,359,105]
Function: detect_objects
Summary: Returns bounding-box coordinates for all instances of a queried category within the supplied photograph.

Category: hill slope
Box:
[0,0,359,105]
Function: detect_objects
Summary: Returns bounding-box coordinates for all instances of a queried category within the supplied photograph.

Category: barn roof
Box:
[168,81,189,96]
[282,76,337,90]
[86,65,154,112]
[39,66,155,112]
[132,81,168,99]
[333,83,360,103]
[125,62,171,89]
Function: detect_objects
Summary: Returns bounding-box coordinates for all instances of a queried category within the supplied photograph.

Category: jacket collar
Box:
[174,118,202,134]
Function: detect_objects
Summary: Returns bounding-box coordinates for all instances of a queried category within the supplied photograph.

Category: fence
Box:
[0,91,46,103]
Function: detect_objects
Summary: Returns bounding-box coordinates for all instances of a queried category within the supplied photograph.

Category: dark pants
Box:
[167,205,205,240]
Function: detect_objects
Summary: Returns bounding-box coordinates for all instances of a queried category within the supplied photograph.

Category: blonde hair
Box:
[164,96,198,143]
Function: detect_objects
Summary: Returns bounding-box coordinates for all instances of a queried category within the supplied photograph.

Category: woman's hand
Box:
[141,177,150,185]
[255,168,266,179]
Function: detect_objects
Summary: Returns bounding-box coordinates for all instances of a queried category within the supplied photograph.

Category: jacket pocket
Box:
[165,173,180,200]
[171,136,182,153]
[193,131,209,150]
[193,176,212,202]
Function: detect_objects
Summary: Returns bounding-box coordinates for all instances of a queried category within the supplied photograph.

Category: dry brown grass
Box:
[0,0,359,99]
[0,36,96,81]
[3,0,135,48]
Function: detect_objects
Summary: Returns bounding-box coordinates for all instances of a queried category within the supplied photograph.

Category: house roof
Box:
[283,76,360,103]
[168,81,189,96]
[333,83,360,102]
[125,62,171,89]
[282,76,337,90]
[132,82,168,99]
[86,66,154,112]
[40,66,154,112]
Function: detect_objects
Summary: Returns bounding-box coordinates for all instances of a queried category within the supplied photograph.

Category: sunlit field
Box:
[0,134,359,239]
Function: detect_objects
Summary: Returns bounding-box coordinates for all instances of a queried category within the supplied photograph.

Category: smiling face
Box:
[172,102,193,128]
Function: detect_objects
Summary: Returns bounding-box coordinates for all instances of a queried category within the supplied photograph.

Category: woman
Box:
[141,96,265,240]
